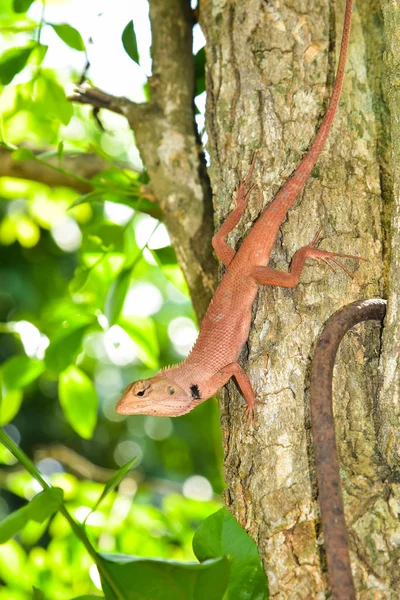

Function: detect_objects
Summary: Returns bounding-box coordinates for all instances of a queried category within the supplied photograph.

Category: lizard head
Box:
[115,375,192,417]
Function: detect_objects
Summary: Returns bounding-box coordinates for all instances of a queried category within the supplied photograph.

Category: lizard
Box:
[116,0,356,420]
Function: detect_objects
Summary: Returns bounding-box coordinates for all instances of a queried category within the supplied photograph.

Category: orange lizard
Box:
[116,0,356,419]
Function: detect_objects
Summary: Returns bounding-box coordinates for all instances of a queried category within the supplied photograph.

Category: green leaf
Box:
[32,587,46,599]
[123,224,137,263]
[104,267,132,325]
[151,246,178,266]
[93,167,135,188]
[70,188,161,219]
[46,322,91,373]
[107,193,161,218]
[57,140,64,164]
[0,488,63,544]
[193,508,269,600]
[59,366,98,439]
[70,597,105,599]
[2,356,45,390]
[122,20,139,64]
[0,44,34,85]
[49,23,85,51]
[13,0,35,13]
[69,191,104,208]
[36,76,73,125]
[100,553,230,600]
[0,355,40,422]
[194,46,206,97]
[143,81,150,102]
[11,147,35,162]
[120,317,159,369]
[88,457,136,518]
[69,265,91,295]
[0,388,23,425]
[33,44,48,66]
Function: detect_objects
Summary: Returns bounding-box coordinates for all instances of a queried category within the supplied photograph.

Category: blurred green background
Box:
[0,0,224,597]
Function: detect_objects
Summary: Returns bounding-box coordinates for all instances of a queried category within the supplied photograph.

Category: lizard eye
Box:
[167,386,175,395]
[137,390,145,397]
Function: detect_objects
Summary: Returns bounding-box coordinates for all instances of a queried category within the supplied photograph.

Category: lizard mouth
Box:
[116,397,188,417]
[115,387,143,415]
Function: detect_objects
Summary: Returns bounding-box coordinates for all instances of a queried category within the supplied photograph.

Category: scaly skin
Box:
[116,0,355,419]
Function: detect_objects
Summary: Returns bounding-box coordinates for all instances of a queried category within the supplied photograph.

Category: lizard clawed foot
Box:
[237,152,258,185]
[235,154,258,209]
[241,399,263,426]
[306,229,367,278]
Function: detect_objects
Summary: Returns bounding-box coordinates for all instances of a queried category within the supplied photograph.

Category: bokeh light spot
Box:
[182,475,213,501]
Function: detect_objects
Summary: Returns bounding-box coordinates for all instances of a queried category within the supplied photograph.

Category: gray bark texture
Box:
[125,0,218,321]
[378,1,400,471]
[200,0,399,597]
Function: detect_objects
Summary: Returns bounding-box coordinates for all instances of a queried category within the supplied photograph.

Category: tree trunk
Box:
[378,0,400,470]
[201,0,399,597]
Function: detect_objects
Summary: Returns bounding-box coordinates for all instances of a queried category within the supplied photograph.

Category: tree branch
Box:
[68,86,146,122]
[69,0,217,321]
[0,145,132,193]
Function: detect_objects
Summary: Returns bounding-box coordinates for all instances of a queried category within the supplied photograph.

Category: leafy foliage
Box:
[0,488,63,544]
[0,1,268,598]
[0,430,267,599]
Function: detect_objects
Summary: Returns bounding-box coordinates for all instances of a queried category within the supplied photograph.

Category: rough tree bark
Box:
[200,0,399,597]
[378,0,400,472]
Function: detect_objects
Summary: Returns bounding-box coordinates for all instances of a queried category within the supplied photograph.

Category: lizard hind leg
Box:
[252,230,365,288]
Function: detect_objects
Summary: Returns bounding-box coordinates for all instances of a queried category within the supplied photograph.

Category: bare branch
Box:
[0,146,131,193]
[68,86,145,121]
[149,0,195,110]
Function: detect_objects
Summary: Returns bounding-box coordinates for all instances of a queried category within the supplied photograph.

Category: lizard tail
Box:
[266,0,353,219]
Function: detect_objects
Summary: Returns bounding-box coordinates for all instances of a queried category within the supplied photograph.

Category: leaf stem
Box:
[0,429,124,600]
[34,155,92,186]
[36,0,46,45]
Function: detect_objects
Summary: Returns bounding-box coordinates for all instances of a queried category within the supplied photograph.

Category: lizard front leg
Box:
[212,157,256,268]
[201,362,258,419]
[252,230,363,288]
